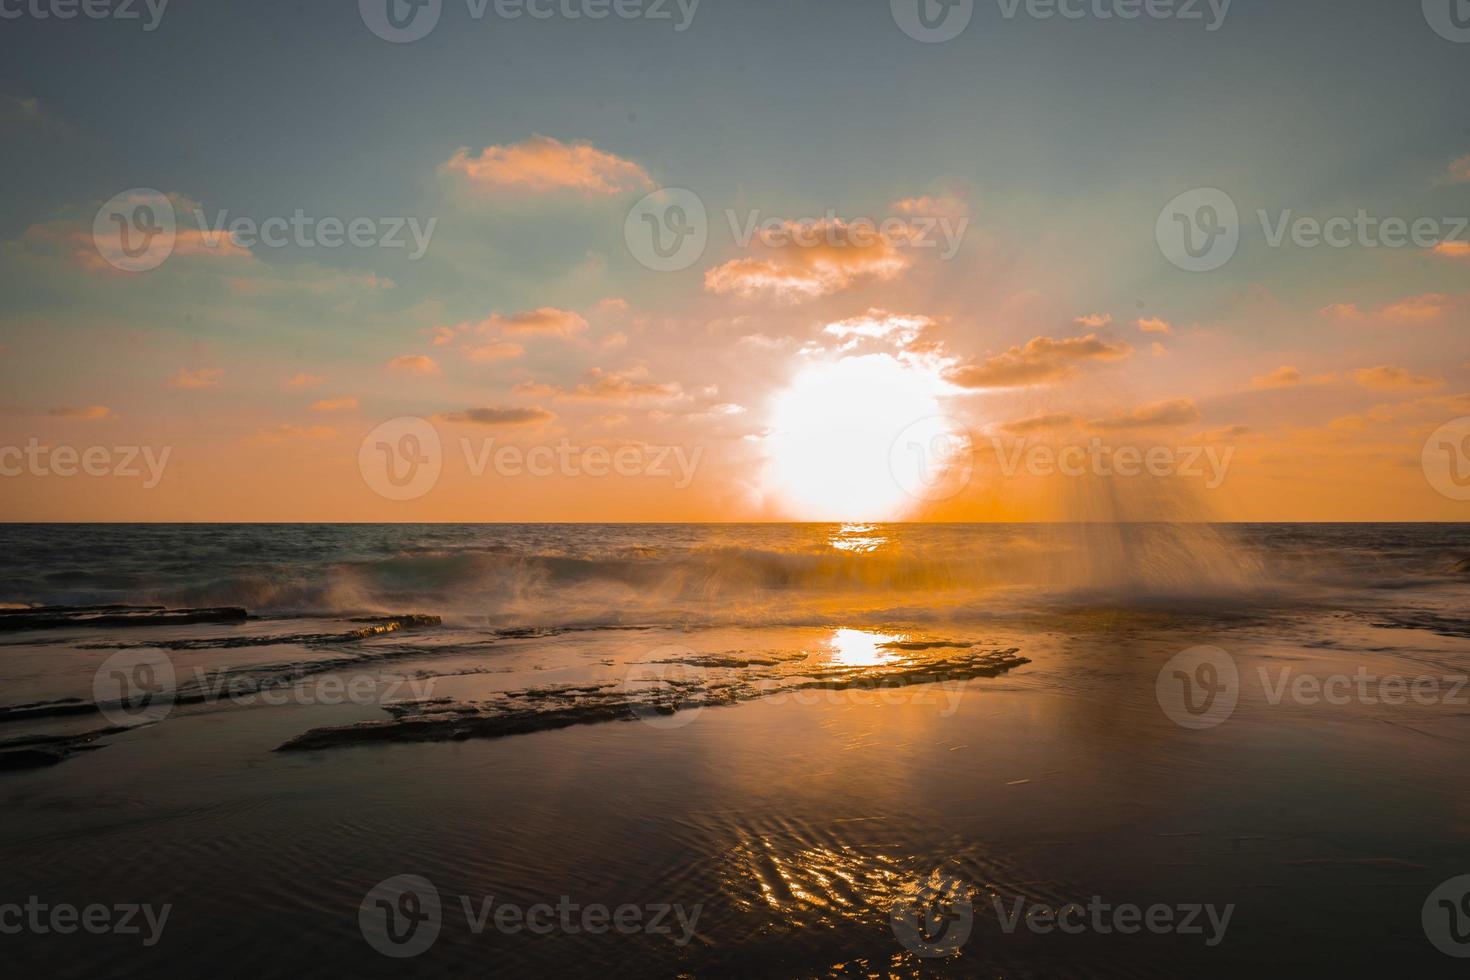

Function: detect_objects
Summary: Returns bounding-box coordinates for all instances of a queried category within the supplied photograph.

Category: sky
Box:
[2,0,1470,521]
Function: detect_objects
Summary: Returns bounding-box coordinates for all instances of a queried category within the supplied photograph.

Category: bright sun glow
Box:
[763,354,953,520]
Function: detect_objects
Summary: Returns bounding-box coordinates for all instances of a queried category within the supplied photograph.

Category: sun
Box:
[762,354,966,520]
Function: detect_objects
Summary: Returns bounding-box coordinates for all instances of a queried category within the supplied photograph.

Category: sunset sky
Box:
[3,0,1470,521]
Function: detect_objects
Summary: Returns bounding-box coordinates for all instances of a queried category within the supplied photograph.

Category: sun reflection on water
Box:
[829,523,888,554]
[824,628,903,666]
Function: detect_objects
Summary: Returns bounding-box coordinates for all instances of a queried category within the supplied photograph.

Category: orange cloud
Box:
[703,219,910,301]
[1353,365,1441,390]
[944,334,1132,389]
[388,355,439,374]
[1322,293,1452,324]
[249,424,337,444]
[1088,399,1200,431]
[890,194,968,218]
[518,367,684,402]
[1137,317,1173,335]
[436,406,555,426]
[309,397,358,413]
[1254,366,1303,388]
[487,307,589,337]
[1443,153,1470,184]
[1074,313,1112,328]
[464,341,525,363]
[1432,241,1470,259]
[286,373,324,388]
[998,412,1080,434]
[442,135,652,195]
[47,405,113,420]
[169,368,223,389]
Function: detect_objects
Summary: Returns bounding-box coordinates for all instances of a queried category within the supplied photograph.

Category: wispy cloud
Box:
[436,406,555,426]
[442,135,652,195]
[169,368,223,390]
[944,335,1132,389]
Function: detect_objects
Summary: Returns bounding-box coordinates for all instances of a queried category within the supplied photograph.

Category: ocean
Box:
[1,522,1468,976]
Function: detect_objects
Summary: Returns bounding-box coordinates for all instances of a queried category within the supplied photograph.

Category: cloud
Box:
[1322,293,1452,324]
[1443,153,1470,184]
[309,397,358,413]
[703,218,910,302]
[442,135,653,195]
[1088,398,1200,431]
[464,341,525,363]
[249,424,337,444]
[487,307,589,337]
[1353,365,1442,390]
[1432,241,1470,259]
[944,334,1133,389]
[1074,313,1112,328]
[388,355,439,374]
[999,412,1080,434]
[169,368,223,389]
[822,310,934,348]
[436,406,555,426]
[517,367,684,402]
[286,373,324,388]
[1195,425,1250,441]
[1254,366,1302,388]
[1137,317,1173,335]
[47,405,113,420]
[890,194,968,218]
